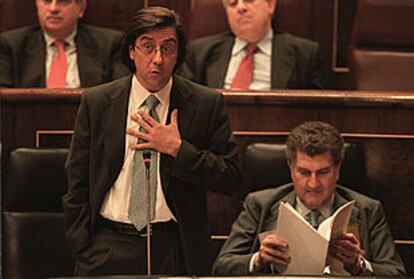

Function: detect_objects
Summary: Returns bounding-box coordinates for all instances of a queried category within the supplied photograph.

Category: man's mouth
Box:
[46,16,62,22]
[306,189,323,194]
[149,69,161,75]
[238,15,252,23]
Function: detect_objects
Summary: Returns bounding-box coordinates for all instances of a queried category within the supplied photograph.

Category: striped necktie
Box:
[128,95,160,231]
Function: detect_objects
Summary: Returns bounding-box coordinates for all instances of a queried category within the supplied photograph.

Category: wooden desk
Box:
[1,88,413,275]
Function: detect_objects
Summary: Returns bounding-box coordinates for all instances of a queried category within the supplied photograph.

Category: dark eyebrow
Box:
[138,36,155,42]
[138,35,177,43]
[162,38,178,44]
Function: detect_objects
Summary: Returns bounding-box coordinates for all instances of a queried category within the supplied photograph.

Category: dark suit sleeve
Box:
[177,41,198,83]
[62,93,93,257]
[76,25,130,87]
[308,43,328,89]
[212,194,263,275]
[109,33,130,80]
[171,91,242,195]
[367,201,406,276]
[0,33,13,88]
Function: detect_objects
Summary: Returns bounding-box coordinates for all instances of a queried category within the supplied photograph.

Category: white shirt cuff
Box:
[249,252,259,273]
[360,257,374,275]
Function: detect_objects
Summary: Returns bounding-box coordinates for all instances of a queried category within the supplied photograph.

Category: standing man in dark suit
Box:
[0,0,129,88]
[213,121,405,276]
[179,0,326,90]
[63,6,242,276]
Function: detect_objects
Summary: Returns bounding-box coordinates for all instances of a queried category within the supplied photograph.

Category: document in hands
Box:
[273,200,355,275]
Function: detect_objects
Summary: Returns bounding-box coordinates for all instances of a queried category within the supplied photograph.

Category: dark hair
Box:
[286,121,344,167]
[121,6,186,73]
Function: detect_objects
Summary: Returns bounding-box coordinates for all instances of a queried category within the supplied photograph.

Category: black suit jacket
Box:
[63,75,242,275]
[212,184,406,276]
[179,31,326,89]
[0,24,129,88]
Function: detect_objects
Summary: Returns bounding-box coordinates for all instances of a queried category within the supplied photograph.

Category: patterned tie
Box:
[47,40,67,88]
[128,95,160,231]
[306,209,321,229]
[231,44,256,89]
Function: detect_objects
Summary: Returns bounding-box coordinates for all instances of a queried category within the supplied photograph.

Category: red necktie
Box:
[47,40,67,88]
[231,44,256,89]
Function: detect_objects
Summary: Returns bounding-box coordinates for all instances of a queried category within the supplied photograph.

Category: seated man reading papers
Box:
[213,121,406,276]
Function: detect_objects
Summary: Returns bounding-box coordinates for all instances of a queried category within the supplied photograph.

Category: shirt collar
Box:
[131,75,172,109]
[231,28,273,57]
[295,194,335,219]
[43,29,77,48]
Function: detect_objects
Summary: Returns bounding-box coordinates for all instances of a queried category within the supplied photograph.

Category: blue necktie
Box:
[128,95,160,231]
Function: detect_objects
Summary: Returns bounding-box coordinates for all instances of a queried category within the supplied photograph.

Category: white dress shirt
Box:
[100,75,176,224]
[224,29,273,90]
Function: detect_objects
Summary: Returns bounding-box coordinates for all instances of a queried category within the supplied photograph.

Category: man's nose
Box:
[151,48,163,64]
[236,0,247,11]
[49,0,60,11]
[307,173,320,188]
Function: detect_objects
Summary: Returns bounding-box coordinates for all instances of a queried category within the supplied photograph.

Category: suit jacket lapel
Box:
[169,76,196,135]
[271,33,295,88]
[208,33,234,88]
[160,76,196,193]
[22,29,46,86]
[76,25,102,87]
[263,191,296,232]
[102,77,132,188]
[333,190,362,230]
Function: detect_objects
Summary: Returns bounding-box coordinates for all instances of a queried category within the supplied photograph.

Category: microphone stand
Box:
[143,151,152,276]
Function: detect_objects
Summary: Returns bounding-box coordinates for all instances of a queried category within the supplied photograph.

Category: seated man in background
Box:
[0,0,129,88]
[179,0,326,90]
[213,121,406,276]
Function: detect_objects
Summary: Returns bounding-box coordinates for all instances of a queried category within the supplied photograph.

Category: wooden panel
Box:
[83,0,144,31]
[335,0,358,70]
[0,89,80,156]
[0,0,37,32]
[396,241,414,276]
[362,139,414,240]
[274,0,313,38]
[223,90,414,134]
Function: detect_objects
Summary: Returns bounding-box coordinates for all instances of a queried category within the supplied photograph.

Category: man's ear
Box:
[269,0,277,16]
[335,162,342,181]
[78,0,87,18]
[289,163,295,181]
[128,46,135,60]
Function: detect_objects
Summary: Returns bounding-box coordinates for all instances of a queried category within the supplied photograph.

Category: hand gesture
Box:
[127,109,182,157]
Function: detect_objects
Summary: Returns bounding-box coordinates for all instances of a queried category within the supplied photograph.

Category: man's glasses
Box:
[135,40,178,56]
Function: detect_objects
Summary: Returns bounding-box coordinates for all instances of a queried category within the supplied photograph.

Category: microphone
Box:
[142,150,152,169]
[142,149,152,275]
